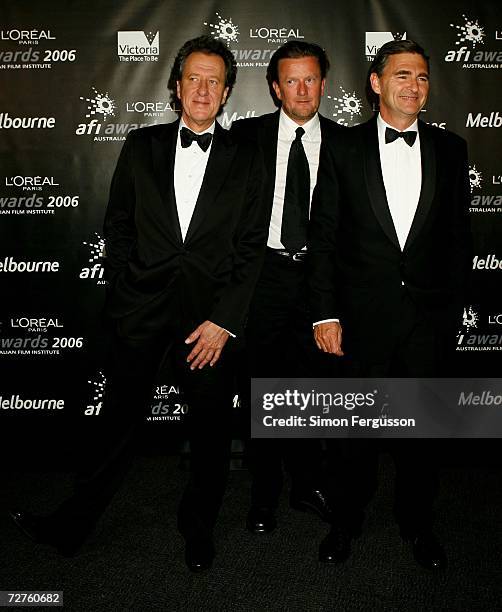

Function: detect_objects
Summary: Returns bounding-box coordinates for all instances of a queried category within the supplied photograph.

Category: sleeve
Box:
[209,145,269,336]
[307,140,341,322]
[448,136,472,298]
[102,132,137,286]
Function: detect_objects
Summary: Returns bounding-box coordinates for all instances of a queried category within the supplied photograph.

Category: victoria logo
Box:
[117,31,159,56]
[450,14,485,49]
[327,86,363,126]
[80,87,116,120]
[365,32,406,60]
[469,164,483,193]
[204,12,239,45]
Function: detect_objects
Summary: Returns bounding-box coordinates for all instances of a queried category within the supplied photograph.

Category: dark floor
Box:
[1,453,501,612]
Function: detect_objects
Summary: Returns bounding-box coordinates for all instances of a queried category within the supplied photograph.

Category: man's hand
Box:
[185,321,230,370]
[314,322,344,356]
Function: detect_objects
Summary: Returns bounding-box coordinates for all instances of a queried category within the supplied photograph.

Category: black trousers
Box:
[327,289,447,535]
[53,321,234,542]
[245,248,338,507]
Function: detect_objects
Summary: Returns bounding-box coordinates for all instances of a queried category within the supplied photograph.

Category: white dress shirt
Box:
[377,114,421,250]
[173,120,234,337]
[174,119,214,241]
[314,115,422,328]
[268,109,322,249]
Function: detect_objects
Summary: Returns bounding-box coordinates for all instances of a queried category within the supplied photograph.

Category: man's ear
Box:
[272,81,282,102]
[369,72,381,95]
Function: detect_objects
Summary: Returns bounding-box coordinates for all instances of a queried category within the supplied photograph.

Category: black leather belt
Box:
[270,248,306,262]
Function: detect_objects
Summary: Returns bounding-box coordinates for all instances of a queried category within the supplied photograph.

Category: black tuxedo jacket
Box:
[308,116,471,360]
[230,110,344,219]
[103,120,268,338]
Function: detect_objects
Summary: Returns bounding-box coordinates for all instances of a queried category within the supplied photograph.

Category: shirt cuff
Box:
[313,319,340,327]
[222,327,236,338]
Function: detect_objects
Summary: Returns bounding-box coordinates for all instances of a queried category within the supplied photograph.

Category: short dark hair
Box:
[168,35,237,112]
[266,40,330,106]
[366,39,430,108]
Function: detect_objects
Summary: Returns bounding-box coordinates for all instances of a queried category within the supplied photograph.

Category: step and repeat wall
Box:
[1,1,501,454]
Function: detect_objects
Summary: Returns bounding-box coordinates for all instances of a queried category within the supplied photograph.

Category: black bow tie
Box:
[180,127,212,152]
[385,127,417,147]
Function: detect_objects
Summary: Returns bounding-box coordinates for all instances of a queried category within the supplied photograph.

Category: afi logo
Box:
[84,370,106,415]
[204,12,239,45]
[462,306,479,332]
[327,85,363,126]
[76,88,116,136]
[469,165,483,193]
[80,233,105,283]
[450,15,485,49]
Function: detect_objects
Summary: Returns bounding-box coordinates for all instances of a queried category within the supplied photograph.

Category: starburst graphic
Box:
[80,87,116,119]
[450,15,485,48]
[88,370,106,403]
[83,233,105,264]
[204,12,239,45]
[462,306,479,332]
[327,87,363,126]
[469,165,483,193]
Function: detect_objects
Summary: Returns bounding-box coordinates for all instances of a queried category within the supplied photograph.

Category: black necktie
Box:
[281,126,310,253]
[180,127,212,152]
[385,127,417,147]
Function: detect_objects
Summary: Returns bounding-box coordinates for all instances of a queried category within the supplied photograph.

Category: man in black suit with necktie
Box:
[309,40,470,568]
[10,36,268,572]
[231,41,343,534]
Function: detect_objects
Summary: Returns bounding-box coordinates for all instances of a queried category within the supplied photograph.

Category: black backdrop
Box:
[1,1,501,460]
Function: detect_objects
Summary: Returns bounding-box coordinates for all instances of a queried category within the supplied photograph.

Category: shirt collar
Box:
[179,118,216,136]
[279,108,320,141]
[377,114,418,135]
[377,114,419,148]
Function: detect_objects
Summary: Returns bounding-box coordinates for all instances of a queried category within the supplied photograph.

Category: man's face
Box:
[176,51,229,132]
[370,52,429,129]
[272,56,325,125]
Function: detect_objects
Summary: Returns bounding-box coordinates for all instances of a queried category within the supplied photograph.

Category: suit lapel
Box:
[184,122,238,244]
[319,114,331,139]
[258,112,279,206]
[152,119,182,243]
[403,120,436,251]
[363,117,400,249]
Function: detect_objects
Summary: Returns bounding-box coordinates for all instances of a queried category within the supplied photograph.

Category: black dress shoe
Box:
[246,507,277,534]
[9,509,88,557]
[184,538,215,572]
[290,488,332,522]
[405,531,447,570]
[319,525,354,564]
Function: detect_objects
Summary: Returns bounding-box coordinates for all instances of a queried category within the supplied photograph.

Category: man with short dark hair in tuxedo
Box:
[10,35,268,572]
[231,41,343,535]
[309,39,470,569]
